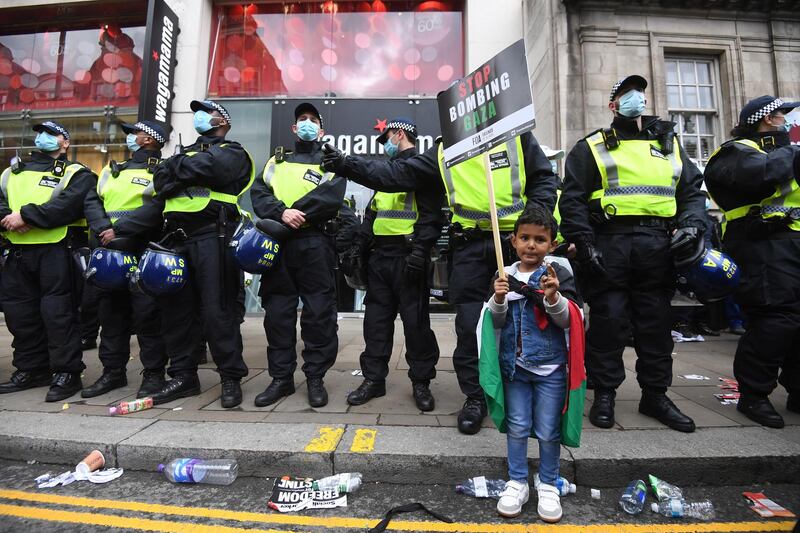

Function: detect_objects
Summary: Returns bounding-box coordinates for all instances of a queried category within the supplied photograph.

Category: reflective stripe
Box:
[441,163,457,207]
[107,209,134,218]
[263,159,276,186]
[97,168,112,195]
[0,168,10,196]
[376,209,417,220]
[588,132,620,188]
[507,140,521,203]
[603,185,676,197]
[765,179,796,207]
[453,200,526,221]
[667,149,681,187]
[172,186,239,204]
[761,205,800,218]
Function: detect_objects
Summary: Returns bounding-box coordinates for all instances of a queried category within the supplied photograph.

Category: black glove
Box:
[669,226,699,257]
[340,244,362,277]
[575,239,607,277]
[321,143,346,173]
[404,247,428,284]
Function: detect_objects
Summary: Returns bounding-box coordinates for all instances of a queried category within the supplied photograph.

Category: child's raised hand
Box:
[540,263,560,304]
[494,277,509,304]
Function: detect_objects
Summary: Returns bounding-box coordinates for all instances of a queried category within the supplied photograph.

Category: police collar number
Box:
[489,151,511,170]
[131,177,151,186]
[38,176,61,188]
[302,168,323,185]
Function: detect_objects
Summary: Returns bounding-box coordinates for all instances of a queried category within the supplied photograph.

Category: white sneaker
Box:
[496,480,529,518]
[537,483,563,523]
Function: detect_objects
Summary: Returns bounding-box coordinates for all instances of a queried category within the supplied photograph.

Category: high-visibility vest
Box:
[709,138,800,236]
[261,158,335,209]
[0,163,84,244]
[163,144,255,213]
[371,191,418,236]
[586,131,682,218]
[97,162,158,223]
[437,138,527,231]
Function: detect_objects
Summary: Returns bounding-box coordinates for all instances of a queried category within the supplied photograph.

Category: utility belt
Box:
[592,214,671,233]
[727,213,800,240]
[296,218,340,238]
[448,222,507,243]
[373,235,412,249]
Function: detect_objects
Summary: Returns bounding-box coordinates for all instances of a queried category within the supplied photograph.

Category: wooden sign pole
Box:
[483,151,506,280]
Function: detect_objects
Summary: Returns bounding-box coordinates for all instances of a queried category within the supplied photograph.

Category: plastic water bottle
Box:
[455,476,507,499]
[651,499,715,520]
[534,473,577,496]
[649,474,683,501]
[619,479,648,515]
[158,459,238,485]
[311,472,362,493]
[109,398,153,416]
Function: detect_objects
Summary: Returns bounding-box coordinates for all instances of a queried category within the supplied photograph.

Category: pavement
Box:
[0,313,798,488]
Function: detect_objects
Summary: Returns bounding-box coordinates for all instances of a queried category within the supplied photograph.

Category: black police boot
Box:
[45,372,83,402]
[81,338,97,351]
[254,378,294,407]
[639,390,696,432]
[589,389,616,429]
[81,368,127,398]
[787,393,800,414]
[220,378,242,409]
[412,382,435,412]
[457,397,487,435]
[346,379,386,406]
[737,394,784,428]
[137,369,167,399]
[307,377,328,408]
[0,370,52,394]
[150,374,201,405]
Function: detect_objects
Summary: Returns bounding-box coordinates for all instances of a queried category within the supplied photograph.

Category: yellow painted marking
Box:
[303,426,344,453]
[0,503,293,533]
[350,428,377,453]
[0,489,795,532]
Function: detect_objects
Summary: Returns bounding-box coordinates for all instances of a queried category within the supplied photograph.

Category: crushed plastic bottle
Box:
[649,474,684,501]
[533,473,577,496]
[158,459,238,485]
[651,499,715,520]
[619,479,648,515]
[109,397,153,416]
[312,472,362,493]
[455,476,507,499]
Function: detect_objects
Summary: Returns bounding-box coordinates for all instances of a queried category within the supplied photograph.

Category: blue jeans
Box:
[504,365,565,485]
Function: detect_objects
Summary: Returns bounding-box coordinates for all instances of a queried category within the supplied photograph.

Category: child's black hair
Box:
[513,205,558,240]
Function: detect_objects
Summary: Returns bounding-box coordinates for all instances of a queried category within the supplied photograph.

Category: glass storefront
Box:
[208,1,464,98]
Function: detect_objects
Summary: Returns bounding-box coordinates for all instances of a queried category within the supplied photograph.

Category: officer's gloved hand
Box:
[322,143,346,173]
[575,239,607,277]
[669,226,699,256]
[340,244,360,277]
[404,247,428,284]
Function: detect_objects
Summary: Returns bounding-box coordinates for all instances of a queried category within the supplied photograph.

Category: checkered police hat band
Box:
[203,101,232,124]
[746,98,784,125]
[386,121,416,135]
[609,81,624,102]
[42,121,69,140]
[134,122,165,144]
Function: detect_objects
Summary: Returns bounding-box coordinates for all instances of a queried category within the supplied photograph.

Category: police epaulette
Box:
[583,128,604,140]
[434,136,443,145]
[274,146,285,163]
[110,160,123,178]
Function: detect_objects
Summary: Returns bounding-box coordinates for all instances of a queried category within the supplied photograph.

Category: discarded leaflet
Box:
[267,476,347,512]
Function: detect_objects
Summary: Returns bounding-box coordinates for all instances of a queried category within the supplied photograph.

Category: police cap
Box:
[377,117,417,144]
[121,120,167,145]
[190,99,232,124]
[739,95,800,126]
[294,102,324,128]
[32,120,70,141]
[609,75,647,102]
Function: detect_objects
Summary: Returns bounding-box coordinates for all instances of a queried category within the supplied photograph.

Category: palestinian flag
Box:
[477,296,586,447]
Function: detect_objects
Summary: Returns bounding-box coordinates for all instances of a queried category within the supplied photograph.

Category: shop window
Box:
[665,57,720,169]
[208,1,464,98]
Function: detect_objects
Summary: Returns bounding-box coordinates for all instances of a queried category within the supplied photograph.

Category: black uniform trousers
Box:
[449,234,513,400]
[725,235,800,397]
[159,231,248,380]
[1,243,84,373]
[583,227,674,392]
[360,247,439,383]
[79,281,101,341]
[260,230,337,380]
[97,288,167,372]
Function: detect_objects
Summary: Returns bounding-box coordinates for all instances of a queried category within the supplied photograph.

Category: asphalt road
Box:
[0,459,796,532]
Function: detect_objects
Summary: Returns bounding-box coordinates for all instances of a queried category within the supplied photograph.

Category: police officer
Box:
[323,129,557,435]
[151,100,253,408]
[345,118,444,411]
[82,120,169,399]
[559,75,706,432]
[704,96,800,428]
[0,121,96,401]
[250,102,352,408]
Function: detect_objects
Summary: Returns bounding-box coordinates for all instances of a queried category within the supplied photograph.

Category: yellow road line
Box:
[350,428,377,452]
[0,502,293,533]
[303,426,344,453]
[0,489,795,532]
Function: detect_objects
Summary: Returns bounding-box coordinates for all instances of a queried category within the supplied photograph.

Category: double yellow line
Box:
[0,488,795,532]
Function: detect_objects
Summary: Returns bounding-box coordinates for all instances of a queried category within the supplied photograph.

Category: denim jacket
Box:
[490,261,578,382]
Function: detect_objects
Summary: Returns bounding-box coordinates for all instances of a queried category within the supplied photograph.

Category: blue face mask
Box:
[779,115,795,133]
[296,119,320,141]
[383,132,399,158]
[193,110,216,134]
[618,89,646,118]
[35,131,60,152]
[705,198,711,210]
[126,133,141,152]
